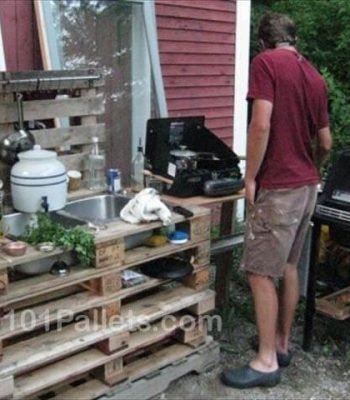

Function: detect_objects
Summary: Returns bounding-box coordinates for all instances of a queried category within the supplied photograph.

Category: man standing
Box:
[221,13,332,388]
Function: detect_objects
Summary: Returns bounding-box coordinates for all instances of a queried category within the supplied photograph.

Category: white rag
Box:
[120,188,172,226]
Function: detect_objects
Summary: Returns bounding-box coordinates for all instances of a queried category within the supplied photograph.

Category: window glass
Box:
[48,0,150,180]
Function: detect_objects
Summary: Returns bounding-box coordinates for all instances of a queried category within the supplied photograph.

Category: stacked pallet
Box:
[0,71,218,400]
[0,69,106,193]
[0,206,216,400]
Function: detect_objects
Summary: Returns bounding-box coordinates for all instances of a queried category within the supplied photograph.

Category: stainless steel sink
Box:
[2,211,85,237]
[2,194,151,275]
[1,212,84,275]
[60,194,152,250]
[60,194,130,223]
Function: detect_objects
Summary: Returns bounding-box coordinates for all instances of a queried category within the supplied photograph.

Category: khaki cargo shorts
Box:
[241,185,318,278]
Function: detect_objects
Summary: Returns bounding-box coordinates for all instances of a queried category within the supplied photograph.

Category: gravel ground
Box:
[159,260,350,400]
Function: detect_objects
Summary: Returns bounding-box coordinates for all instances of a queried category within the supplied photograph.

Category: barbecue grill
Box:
[315,150,350,247]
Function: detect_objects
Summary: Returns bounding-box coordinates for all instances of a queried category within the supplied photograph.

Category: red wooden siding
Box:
[0,0,42,71]
[156,0,236,147]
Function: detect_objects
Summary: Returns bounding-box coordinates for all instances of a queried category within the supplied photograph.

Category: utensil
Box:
[140,256,193,280]
[50,260,70,276]
[0,93,35,165]
[170,147,198,172]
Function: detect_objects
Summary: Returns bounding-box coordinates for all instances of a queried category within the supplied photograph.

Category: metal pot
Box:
[170,148,198,172]
[0,93,35,165]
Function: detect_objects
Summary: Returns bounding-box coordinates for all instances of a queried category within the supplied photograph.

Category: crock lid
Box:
[18,144,57,160]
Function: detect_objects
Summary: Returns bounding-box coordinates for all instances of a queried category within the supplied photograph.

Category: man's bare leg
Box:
[276,263,299,354]
[248,272,279,372]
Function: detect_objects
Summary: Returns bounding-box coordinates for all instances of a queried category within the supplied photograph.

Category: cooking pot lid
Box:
[170,149,197,158]
[18,144,57,160]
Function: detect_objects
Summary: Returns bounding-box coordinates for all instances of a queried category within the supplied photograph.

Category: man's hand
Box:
[245,178,256,205]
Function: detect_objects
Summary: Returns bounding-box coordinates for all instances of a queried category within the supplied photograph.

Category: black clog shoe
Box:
[221,365,281,389]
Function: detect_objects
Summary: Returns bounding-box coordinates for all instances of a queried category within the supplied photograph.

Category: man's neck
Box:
[275,42,297,52]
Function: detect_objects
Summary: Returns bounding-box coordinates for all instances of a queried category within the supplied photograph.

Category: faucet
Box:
[41,196,49,213]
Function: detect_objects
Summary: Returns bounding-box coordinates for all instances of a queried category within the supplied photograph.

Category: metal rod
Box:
[0,75,102,86]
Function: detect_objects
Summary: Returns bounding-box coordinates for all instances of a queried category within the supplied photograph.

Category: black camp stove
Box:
[145,116,244,197]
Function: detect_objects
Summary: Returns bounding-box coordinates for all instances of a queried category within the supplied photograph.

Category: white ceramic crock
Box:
[11,145,67,212]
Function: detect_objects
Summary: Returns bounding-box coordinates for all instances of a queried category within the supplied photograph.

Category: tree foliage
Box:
[251,0,350,172]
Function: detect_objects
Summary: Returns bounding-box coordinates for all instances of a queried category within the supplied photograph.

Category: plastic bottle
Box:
[131,138,145,192]
[87,137,105,190]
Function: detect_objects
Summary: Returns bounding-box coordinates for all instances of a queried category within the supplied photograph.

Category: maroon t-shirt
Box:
[247,48,329,189]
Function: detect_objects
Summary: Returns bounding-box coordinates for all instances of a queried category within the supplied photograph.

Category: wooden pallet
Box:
[0,286,216,399]
[39,338,220,400]
[0,204,210,281]
[0,206,211,369]
[316,286,350,320]
[0,70,105,192]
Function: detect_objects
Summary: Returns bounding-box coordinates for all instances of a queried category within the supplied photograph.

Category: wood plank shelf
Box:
[0,238,210,308]
[0,286,215,379]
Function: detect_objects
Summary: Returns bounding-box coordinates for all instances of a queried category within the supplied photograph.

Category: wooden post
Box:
[175,319,208,348]
[183,268,210,291]
[95,239,125,268]
[190,216,211,242]
[0,376,14,399]
[83,272,122,296]
[215,200,234,308]
[96,331,130,355]
[187,293,215,316]
[94,358,126,386]
[0,271,8,295]
[89,301,121,325]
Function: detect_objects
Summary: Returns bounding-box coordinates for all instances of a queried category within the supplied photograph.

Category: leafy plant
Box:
[21,212,95,266]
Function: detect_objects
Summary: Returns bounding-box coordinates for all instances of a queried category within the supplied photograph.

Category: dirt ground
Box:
[160,258,350,400]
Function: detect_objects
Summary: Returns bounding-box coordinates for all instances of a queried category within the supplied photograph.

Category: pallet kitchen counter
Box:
[0,201,217,400]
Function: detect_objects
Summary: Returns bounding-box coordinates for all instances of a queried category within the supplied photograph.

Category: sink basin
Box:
[60,194,152,250]
[1,194,152,275]
[1,212,84,275]
[60,194,129,223]
[2,211,85,238]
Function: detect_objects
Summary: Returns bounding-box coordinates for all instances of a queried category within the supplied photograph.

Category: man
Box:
[221,13,332,389]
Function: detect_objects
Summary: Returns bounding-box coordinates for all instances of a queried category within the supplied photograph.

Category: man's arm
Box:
[245,99,273,205]
[313,126,332,169]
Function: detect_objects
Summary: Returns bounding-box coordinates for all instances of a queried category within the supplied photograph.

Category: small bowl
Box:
[3,241,27,257]
[37,242,56,252]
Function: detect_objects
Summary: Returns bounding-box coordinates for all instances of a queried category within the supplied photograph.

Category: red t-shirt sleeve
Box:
[317,81,330,129]
[247,54,274,103]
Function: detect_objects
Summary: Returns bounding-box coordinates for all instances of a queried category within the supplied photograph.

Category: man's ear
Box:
[259,39,266,50]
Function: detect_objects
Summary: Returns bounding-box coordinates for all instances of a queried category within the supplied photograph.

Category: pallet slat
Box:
[0,238,209,308]
[0,287,215,378]
[13,317,187,399]
[0,96,105,124]
[31,123,105,149]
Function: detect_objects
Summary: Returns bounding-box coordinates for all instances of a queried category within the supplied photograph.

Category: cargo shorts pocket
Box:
[248,204,299,237]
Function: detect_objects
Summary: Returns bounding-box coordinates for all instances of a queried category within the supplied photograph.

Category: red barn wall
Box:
[0,0,42,71]
[156,0,236,147]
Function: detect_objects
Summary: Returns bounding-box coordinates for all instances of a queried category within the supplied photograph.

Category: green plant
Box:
[21,212,95,266]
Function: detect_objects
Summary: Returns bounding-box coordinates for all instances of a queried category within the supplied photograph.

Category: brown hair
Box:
[258,12,297,49]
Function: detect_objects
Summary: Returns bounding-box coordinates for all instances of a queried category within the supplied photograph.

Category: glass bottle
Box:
[0,180,4,238]
[87,137,105,190]
[131,138,145,192]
